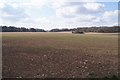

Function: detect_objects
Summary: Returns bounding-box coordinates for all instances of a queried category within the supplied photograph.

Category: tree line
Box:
[1,26,46,32]
[76,26,120,33]
[1,25,120,33]
[50,26,120,33]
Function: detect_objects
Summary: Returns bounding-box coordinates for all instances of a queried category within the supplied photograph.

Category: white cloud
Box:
[102,10,118,21]
[61,9,118,27]
[0,3,29,22]
[100,10,118,25]
[76,15,97,22]
[56,6,77,18]
[50,0,69,8]
[55,2,105,19]
[83,3,105,13]
[0,0,118,29]
[34,17,53,24]
[29,0,49,8]
[0,3,5,8]
[54,1,118,27]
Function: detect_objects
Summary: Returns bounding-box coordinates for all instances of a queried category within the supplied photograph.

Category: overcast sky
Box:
[0,0,119,30]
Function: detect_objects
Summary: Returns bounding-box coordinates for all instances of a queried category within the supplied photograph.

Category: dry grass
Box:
[2,32,118,78]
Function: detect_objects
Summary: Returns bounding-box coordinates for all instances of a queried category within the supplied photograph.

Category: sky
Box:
[0,0,119,30]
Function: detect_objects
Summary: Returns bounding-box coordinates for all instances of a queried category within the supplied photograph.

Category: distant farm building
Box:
[72,30,84,34]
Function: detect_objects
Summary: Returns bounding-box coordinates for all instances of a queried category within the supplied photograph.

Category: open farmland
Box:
[2,32,118,78]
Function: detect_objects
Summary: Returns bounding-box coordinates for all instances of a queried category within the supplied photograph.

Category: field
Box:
[2,32,118,78]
